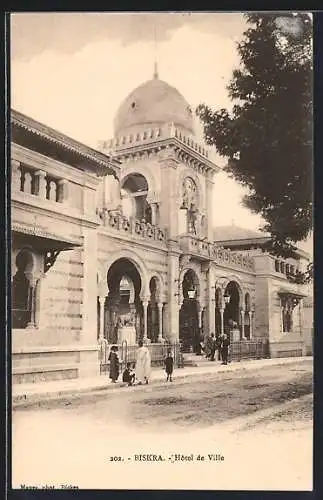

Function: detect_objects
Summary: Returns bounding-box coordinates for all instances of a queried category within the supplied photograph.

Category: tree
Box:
[197,13,313,258]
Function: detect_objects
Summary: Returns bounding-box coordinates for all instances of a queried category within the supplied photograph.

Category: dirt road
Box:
[12,359,313,490]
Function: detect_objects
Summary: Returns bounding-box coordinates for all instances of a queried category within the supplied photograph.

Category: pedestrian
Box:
[122,362,135,386]
[215,333,222,361]
[135,340,151,385]
[108,345,119,383]
[210,333,216,361]
[165,349,174,382]
[221,333,230,365]
[204,333,212,359]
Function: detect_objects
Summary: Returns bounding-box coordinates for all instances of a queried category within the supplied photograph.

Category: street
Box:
[12,358,313,490]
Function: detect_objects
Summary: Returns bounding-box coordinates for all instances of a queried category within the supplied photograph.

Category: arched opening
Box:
[121,173,152,223]
[244,293,251,339]
[12,249,33,328]
[281,296,294,333]
[147,277,160,343]
[179,269,200,353]
[223,281,241,338]
[103,258,143,344]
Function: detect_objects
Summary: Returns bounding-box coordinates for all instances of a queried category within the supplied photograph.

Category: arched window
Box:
[121,173,151,222]
[12,250,33,329]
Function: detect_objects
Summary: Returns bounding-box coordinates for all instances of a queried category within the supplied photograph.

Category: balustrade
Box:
[274,258,297,278]
[12,162,69,205]
[102,209,167,243]
[179,234,255,272]
[101,124,211,160]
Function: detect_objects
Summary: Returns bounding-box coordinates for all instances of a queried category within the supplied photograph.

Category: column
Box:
[241,309,245,339]
[142,299,149,341]
[206,271,215,335]
[220,308,224,335]
[167,252,180,342]
[12,160,21,192]
[151,203,158,225]
[249,311,253,338]
[98,297,106,340]
[281,305,285,333]
[49,180,57,201]
[35,170,47,199]
[157,302,163,341]
[58,178,69,203]
[198,308,202,330]
[298,299,306,356]
[24,171,33,194]
[26,276,38,328]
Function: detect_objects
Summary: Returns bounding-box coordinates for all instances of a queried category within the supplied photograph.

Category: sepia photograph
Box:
[10,11,313,491]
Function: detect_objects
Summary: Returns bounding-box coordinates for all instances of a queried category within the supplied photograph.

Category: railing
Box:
[228,339,270,362]
[99,341,183,375]
[99,209,167,243]
[179,234,255,272]
[12,162,68,203]
[98,123,210,160]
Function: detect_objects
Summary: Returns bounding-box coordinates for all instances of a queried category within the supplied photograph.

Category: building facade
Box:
[11,71,312,384]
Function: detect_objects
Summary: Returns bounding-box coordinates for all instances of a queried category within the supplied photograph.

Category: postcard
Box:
[10,11,313,491]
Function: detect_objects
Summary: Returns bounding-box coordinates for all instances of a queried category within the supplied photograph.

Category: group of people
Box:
[107,332,230,386]
[203,332,230,365]
[108,340,174,385]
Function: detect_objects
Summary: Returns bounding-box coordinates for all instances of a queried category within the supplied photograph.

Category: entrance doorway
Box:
[12,250,33,328]
[104,258,143,343]
[223,281,241,338]
[179,269,200,353]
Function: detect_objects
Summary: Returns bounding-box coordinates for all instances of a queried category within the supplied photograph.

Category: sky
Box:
[10,12,312,255]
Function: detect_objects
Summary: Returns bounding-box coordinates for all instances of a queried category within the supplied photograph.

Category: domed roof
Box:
[114,72,195,138]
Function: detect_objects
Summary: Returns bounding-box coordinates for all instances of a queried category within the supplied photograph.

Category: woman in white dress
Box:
[135,340,151,384]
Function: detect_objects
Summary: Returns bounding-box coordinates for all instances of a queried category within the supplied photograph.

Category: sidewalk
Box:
[12,356,312,408]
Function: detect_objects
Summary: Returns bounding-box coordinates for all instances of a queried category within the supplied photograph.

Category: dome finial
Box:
[153,23,159,79]
[153,61,159,79]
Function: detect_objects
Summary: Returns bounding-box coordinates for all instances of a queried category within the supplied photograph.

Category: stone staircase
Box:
[182,353,215,367]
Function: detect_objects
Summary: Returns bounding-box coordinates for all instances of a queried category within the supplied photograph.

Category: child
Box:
[122,362,135,386]
[165,349,174,382]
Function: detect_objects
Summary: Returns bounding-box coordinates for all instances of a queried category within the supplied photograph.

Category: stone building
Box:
[11,70,312,384]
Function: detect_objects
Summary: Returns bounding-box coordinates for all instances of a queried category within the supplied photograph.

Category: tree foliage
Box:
[197,13,313,258]
[287,261,313,284]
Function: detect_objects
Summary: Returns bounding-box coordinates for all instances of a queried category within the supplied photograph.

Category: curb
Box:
[12,357,312,409]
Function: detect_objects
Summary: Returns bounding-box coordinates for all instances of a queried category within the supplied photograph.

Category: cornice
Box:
[112,139,219,177]
[12,196,100,229]
[11,109,120,178]
[12,143,101,189]
[97,227,168,253]
[99,123,221,178]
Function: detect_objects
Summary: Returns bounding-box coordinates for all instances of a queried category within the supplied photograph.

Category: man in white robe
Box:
[135,340,151,384]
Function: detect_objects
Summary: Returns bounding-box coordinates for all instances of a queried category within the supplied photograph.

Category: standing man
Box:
[215,333,222,361]
[209,334,216,361]
[135,340,152,384]
[221,333,230,365]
